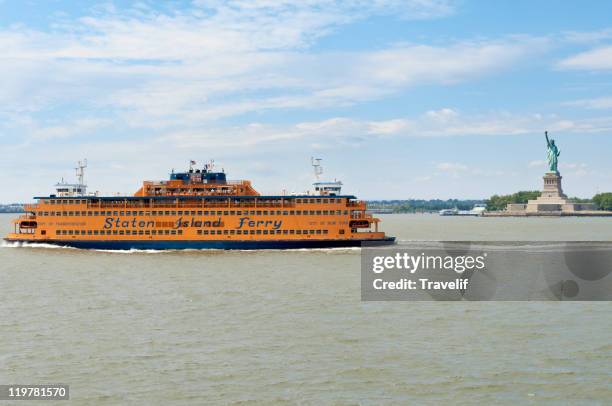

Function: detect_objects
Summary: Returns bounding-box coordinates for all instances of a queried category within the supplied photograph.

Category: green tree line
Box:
[486,192,612,211]
[485,191,541,211]
[593,193,612,211]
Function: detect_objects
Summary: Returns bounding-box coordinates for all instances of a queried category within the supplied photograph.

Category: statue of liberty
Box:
[545,131,560,173]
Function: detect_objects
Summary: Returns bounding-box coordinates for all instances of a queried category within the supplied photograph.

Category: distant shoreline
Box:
[0,204,24,214]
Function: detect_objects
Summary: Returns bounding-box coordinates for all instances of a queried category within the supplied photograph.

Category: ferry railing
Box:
[346,200,366,208]
[23,204,38,212]
[351,212,374,220]
[89,198,297,210]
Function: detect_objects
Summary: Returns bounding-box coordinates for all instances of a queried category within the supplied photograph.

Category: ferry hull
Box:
[4,237,396,250]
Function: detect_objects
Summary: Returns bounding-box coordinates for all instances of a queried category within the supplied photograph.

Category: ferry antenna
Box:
[75,159,87,188]
[311,157,323,180]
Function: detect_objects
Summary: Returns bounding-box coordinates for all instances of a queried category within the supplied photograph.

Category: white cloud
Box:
[436,162,468,171]
[0,1,546,131]
[564,97,612,109]
[528,160,545,168]
[560,162,588,170]
[558,46,612,70]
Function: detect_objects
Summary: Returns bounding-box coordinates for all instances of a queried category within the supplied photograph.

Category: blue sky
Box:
[1,0,612,202]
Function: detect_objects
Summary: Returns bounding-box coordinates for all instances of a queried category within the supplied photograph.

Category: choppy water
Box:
[1,213,611,405]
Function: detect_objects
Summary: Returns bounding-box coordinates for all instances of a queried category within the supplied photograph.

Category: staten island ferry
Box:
[5,159,395,250]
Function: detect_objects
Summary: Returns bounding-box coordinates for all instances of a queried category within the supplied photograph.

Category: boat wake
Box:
[0,241,77,250]
[1,240,360,255]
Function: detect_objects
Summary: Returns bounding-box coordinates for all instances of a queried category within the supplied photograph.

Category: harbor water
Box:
[1,214,611,404]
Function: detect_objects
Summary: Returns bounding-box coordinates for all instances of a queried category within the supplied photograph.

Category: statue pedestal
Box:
[540,172,567,200]
[522,172,595,213]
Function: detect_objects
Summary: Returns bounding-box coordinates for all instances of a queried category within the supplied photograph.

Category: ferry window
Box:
[139,211,144,216]
[343,211,348,215]
[92,230,98,235]
[262,211,268,215]
[296,211,301,215]
[290,230,295,234]
[283,211,288,215]
[112,230,118,235]
[202,211,208,215]
[224,211,229,216]
[296,230,301,235]
[296,199,301,203]
[283,230,288,234]
[87,230,92,235]
[323,230,328,234]
[203,230,208,235]
[316,211,321,215]
[236,230,241,235]
[197,230,201,235]
[197,211,203,216]
[339,229,345,235]
[178,211,183,215]
[310,230,316,234]
[120,211,125,216]
[67,230,73,235]
[55,230,60,235]
[170,211,176,216]
[230,230,235,235]
[309,211,315,215]
[216,230,222,235]
[289,211,295,215]
[263,230,268,235]
[316,230,322,234]
[323,199,329,204]
[119,230,125,235]
[171,230,177,235]
[223,230,228,235]
[256,230,262,235]
[250,230,255,235]
[145,230,151,235]
[256,211,262,215]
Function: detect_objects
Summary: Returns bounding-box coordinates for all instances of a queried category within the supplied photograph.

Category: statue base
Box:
[505,171,597,214]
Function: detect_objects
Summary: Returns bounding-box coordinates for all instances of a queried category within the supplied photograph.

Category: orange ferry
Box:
[5,159,394,250]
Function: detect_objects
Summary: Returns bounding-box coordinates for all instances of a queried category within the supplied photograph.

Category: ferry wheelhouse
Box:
[5,160,395,250]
